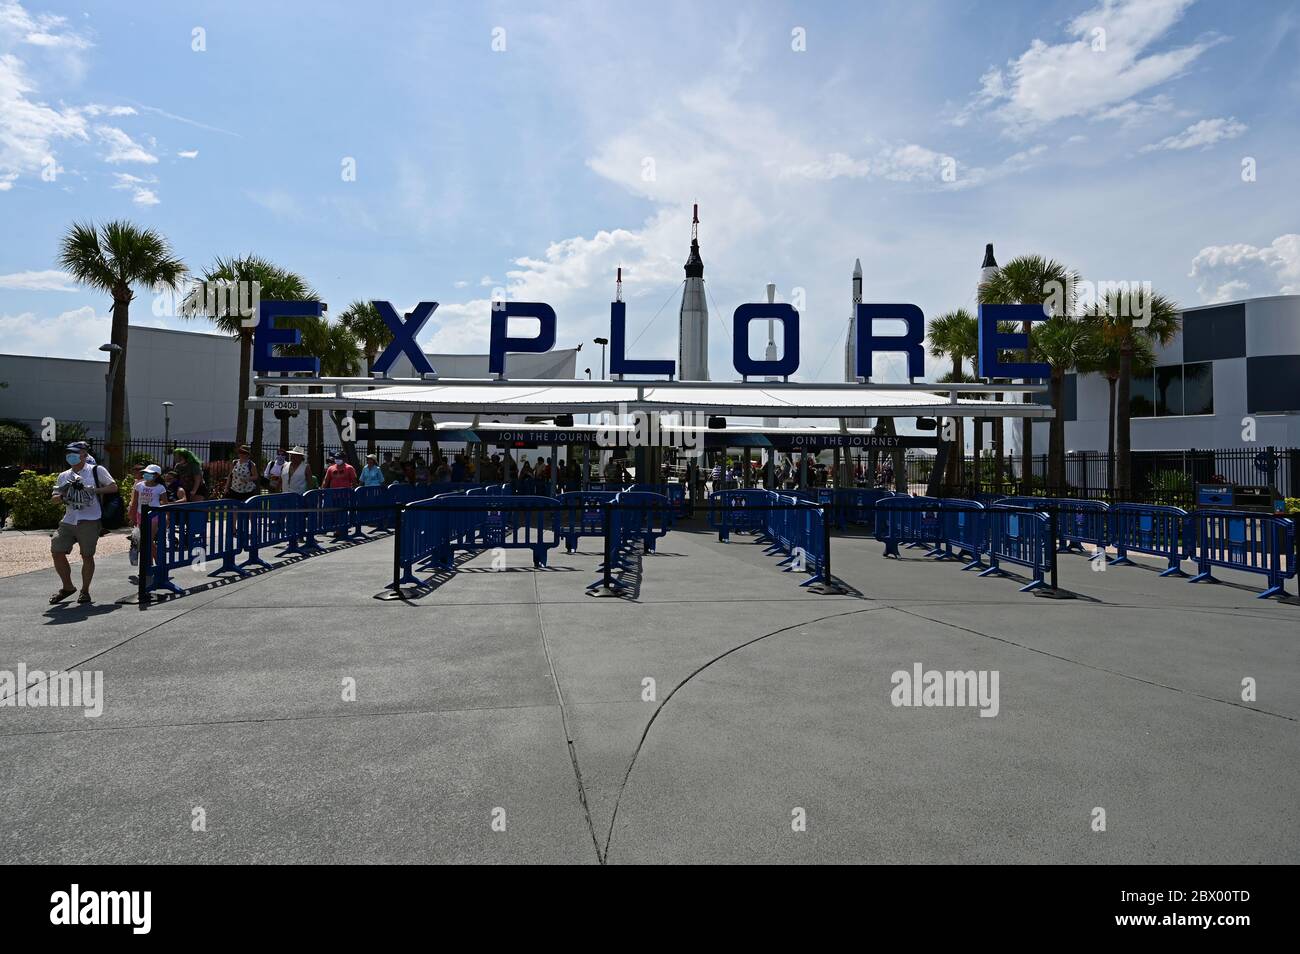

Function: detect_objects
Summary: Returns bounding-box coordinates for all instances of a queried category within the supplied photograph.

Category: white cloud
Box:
[177,149,198,159]
[781,144,953,183]
[95,124,157,163]
[131,187,159,206]
[1140,116,1246,152]
[1189,234,1300,302]
[0,0,89,50]
[0,304,110,359]
[0,268,76,290]
[959,0,1218,132]
[0,52,89,178]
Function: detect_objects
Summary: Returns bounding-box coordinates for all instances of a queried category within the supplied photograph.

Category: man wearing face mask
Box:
[49,444,118,605]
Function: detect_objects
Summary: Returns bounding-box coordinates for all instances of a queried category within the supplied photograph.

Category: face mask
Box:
[66,453,81,466]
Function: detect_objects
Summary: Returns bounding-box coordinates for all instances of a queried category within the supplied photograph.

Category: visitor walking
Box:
[49,444,117,605]
[281,446,311,494]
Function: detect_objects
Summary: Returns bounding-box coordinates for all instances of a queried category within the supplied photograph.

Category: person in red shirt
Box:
[322,454,358,489]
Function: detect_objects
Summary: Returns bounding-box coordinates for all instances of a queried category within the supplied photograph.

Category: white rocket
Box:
[677,203,710,381]
[762,282,780,429]
[844,258,862,384]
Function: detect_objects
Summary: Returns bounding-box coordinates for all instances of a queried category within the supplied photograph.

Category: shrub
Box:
[0,424,29,467]
[0,470,64,529]
[1148,469,1192,506]
[1286,497,1299,514]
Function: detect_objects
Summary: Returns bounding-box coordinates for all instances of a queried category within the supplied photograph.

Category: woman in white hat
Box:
[281,446,311,494]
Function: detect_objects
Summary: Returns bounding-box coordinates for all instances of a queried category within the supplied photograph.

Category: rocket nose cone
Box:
[853,258,862,276]
[981,243,997,268]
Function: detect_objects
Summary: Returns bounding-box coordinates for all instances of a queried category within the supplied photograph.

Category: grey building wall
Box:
[0,329,579,447]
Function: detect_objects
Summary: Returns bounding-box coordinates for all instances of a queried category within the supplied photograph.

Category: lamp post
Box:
[162,401,174,449]
[98,343,122,454]
[592,337,608,380]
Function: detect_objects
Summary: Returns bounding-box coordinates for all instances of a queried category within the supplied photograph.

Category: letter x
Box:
[372,301,438,376]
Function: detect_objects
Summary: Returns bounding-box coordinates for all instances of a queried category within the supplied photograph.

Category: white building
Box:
[1050,294,1300,452]
[0,324,577,447]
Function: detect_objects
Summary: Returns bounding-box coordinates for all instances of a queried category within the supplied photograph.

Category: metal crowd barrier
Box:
[761,494,829,587]
[138,499,247,595]
[875,495,942,558]
[392,494,564,587]
[979,505,1053,592]
[709,489,777,541]
[238,492,313,570]
[1188,509,1296,599]
[587,491,674,591]
[937,498,987,569]
[557,491,617,552]
[1108,503,1190,576]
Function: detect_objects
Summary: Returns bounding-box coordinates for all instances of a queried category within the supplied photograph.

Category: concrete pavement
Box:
[1,519,1295,863]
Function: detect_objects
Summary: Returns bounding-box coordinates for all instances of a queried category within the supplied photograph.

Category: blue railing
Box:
[937,498,987,568]
[1188,509,1296,599]
[1109,503,1190,576]
[979,505,1053,592]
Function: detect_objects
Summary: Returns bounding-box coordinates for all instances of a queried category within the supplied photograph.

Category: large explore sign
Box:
[251,299,1051,382]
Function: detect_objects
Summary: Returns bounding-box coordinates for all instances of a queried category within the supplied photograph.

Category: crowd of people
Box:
[706,456,896,491]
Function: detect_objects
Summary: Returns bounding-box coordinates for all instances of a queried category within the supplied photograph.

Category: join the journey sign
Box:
[251,299,1051,383]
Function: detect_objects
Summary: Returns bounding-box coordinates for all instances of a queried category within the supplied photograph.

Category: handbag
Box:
[92,465,126,531]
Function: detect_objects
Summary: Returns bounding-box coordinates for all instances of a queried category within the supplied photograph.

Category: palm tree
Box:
[1030,316,1102,489]
[58,221,186,474]
[282,317,362,473]
[181,255,314,454]
[928,308,978,489]
[1085,288,1179,497]
[1079,310,1155,492]
[338,300,391,457]
[977,255,1080,485]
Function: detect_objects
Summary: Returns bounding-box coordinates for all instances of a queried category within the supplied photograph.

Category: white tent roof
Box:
[268,381,1052,419]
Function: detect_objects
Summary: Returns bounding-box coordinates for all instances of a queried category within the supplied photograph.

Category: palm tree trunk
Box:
[236,330,252,445]
[107,288,131,476]
[1106,376,1117,493]
[1048,371,1065,489]
[1116,344,1133,499]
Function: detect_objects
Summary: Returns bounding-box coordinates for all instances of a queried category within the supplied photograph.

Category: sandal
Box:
[76,592,92,604]
[49,588,76,605]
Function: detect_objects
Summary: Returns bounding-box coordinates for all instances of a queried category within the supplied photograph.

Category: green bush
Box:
[0,423,29,467]
[0,470,65,529]
[1148,469,1192,505]
[1286,497,1299,514]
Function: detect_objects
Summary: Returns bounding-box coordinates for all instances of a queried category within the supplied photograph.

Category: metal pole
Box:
[392,506,404,592]
[601,500,613,590]
[822,503,832,587]
[138,503,151,609]
[1049,506,1059,591]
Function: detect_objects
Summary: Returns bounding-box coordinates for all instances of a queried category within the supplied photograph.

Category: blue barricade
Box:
[557,491,616,552]
[629,483,686,516]
[140,500,246,595]
[1109,504,1190,576]
[588,492,675,590]
[1055,499,1109,553]
[709,489,776,542]
[762,496,828,586]
[875,495,942,558]
[937,499,987,568]
[307,487,364,546]
[239,492,311,570]
[979,505,1052,592]
[1188,509,1296,599]
[393,495,563,586]
[353,485,393,533]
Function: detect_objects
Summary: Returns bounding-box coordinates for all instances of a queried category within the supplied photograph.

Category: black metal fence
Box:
[895,446,1298,506]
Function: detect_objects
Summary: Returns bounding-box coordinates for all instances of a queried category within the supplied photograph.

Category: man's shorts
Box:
[51,520,100,556]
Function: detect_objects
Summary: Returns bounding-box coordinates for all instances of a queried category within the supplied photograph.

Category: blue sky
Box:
[1,0,1298,379]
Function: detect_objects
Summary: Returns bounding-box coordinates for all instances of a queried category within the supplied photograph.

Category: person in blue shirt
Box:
[450,455,466,482]
[360,453,385,487]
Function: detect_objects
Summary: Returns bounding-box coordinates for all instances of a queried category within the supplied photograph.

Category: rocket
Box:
[845,258,862,384]
[763,283,780,429]
[677,203,710,381]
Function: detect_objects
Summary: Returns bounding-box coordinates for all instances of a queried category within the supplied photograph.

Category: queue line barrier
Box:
[1188,509,1296,600]
[708,489,833,588]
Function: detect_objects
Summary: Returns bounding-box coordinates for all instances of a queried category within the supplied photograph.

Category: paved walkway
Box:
[1,520,1296,863]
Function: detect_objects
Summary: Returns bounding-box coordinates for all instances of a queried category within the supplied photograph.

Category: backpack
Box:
[92,464,125,531]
